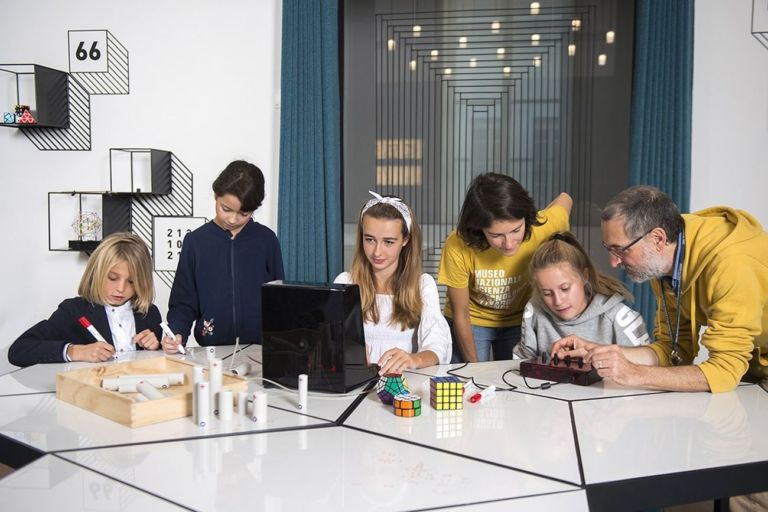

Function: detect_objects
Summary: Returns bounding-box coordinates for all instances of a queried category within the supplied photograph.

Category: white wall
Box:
[0,0,282,370]
[691,0,768,224]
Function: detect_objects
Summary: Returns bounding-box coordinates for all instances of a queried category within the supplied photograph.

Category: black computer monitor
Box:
[261,281,376,393]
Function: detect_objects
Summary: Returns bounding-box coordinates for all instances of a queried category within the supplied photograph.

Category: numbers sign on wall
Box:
[153,217,207,271]
[68,30,108,73]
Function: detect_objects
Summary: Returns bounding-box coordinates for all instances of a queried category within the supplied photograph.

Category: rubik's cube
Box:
[393,393,421,417]
[375,373,410,405]
[430,376,464,410]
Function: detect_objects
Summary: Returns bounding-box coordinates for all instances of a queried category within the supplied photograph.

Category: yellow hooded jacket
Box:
[648,207,768,393]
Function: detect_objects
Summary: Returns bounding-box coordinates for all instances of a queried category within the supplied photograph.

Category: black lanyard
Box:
[659,231,685,366]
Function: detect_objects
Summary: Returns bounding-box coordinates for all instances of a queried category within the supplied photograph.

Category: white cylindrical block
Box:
[237,391,248,417]
[194,382,209,428]
[136,381,165,400]
[119,373,184,385]
[206,346,216,361]
[102,378,124,391]
[209,358,222,415]
[252,390,268,423]
[463,381,478,401]
[192,377,199,422]
[117,384,138,393]
[103,376,170,391]
[298,374,308,412]
[192,365,204,385]
[193,381,201,424]
[219,389,233,421]
[231,363,251,376]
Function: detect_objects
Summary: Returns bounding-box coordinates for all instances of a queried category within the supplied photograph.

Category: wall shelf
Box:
[109,148,172,195]
[0,64,69,129]
[48,191,132,252]
[48,148,174,252]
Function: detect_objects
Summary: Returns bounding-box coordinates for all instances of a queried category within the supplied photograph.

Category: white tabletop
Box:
[0,392,331,453]
[58,426,579,511]
[345,370,583,484]
[0,455,186,511]
[574,383,768,484]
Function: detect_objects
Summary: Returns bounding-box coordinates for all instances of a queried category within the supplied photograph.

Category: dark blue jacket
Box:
[167,219,284,346]
[8,297,162,367]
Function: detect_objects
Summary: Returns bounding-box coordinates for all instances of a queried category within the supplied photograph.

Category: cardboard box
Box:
[56,356,248,428]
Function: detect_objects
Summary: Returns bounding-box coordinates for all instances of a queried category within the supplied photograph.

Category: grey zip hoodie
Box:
[515,293,650,357]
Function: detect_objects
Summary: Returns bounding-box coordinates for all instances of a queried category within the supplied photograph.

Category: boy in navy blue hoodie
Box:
[163,160,285,350]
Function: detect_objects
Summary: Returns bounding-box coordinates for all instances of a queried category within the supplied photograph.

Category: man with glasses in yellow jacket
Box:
[552,185,768,394]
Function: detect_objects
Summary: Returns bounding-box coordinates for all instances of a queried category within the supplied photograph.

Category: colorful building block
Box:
[17,110,36,124]
[393,393,421,417]
[375,373,410,405]
[429,376,464,410]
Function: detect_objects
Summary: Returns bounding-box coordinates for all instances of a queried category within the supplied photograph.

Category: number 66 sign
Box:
[68,30,108,73]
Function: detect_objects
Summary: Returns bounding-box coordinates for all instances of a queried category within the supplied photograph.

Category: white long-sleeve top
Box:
[104,300,137,353]
[334,272,452,365]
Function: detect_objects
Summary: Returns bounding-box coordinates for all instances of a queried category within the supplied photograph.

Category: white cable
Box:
[229,336,240,371]
[247,375,375,399]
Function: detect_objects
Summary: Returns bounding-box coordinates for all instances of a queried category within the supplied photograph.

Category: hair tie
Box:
[360,191,412,233]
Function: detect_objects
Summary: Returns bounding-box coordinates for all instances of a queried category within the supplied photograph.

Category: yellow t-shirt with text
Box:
[437,204,569,327]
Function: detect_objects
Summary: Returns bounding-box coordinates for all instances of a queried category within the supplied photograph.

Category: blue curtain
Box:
[626,0,694,327]
[277,0,343,282]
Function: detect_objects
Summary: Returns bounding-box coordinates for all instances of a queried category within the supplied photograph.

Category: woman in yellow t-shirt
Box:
[437,173,572,362]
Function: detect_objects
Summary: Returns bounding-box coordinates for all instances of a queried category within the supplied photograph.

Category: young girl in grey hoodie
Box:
[515,232,649,358]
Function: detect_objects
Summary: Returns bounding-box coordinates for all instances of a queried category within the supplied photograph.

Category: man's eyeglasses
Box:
[602,229,653,258]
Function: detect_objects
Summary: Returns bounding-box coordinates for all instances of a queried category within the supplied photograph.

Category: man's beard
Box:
[623,243,668,283]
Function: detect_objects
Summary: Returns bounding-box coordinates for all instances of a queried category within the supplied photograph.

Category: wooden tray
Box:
[56,356,248,428]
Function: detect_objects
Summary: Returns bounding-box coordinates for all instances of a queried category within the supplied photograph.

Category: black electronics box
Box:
[261,281,376,393]
[519,354,602,386]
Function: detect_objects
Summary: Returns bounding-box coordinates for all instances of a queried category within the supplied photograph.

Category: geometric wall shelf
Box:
[48,191,132,252]
[0,64,69,128]
[48,149,197,290]
[20,76,91,151]
[3,29,129,151]
[753,0,768,51]
[110,148,172,195]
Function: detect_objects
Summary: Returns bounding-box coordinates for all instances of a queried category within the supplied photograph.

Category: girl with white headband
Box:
[335,192,451,374]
